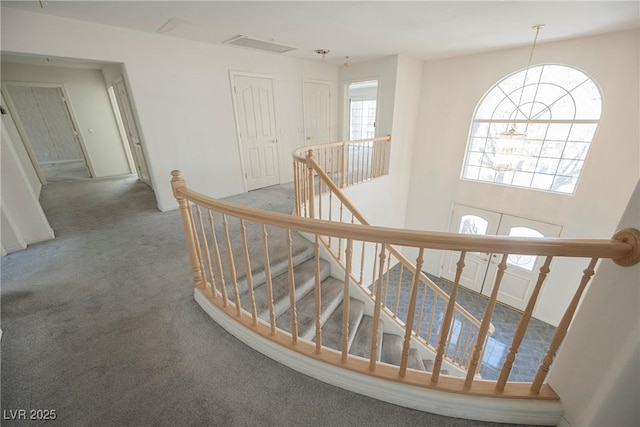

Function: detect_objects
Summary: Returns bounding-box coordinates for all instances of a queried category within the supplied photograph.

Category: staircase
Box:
[172,169,575,423]
[229,234,449,376]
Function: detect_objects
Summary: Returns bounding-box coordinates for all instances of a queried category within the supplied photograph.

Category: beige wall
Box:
[1,8,339,211]
[404,29,639,325]
[549,181,640,427]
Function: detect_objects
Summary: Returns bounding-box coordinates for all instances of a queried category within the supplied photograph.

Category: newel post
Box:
[305,149,315,219]
[171,170,206,292]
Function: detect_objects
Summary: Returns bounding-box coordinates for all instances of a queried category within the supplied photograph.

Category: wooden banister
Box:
[171,170,207,293]
[432,251,466,383]
[177,185,635,260]
[172,164,640,403]
[497,256,553,391]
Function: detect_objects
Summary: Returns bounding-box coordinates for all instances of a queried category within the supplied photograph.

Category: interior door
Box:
[441,205,501,293]
[303,80,331,145]
[5,85,91,182]
[231,73,280,191]
[113,78,151,186]
[482,215,562,310]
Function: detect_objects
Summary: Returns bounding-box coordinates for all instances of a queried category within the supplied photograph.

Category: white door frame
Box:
[2,81,96,181]
[342,77,380,141]
[229,70,280,192]
[302,79,332,145]
[110,77,152,186]
[1,89,47,185]
[106,84,136,174]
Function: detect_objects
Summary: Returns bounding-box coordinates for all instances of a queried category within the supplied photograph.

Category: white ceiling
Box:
[2,1,639,65]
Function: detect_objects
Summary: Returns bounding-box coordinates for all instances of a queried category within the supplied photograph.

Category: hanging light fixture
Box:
[494,25,544,172]
[315,49,330,61]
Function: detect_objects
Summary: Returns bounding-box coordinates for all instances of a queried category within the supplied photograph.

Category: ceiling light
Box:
[315,49,330,61]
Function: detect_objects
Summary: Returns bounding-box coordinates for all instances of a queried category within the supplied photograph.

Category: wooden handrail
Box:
[176,183,634,260]
[171,168,640,403]
[291,141,639,388]
[292,135,392,161]
[303,153,483,328]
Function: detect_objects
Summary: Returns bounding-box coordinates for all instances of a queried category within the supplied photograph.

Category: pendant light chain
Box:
[515,25,544,122]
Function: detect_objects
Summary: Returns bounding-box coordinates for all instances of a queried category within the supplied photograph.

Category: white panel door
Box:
[441,205,501,293]
[232,74,280,191]
[113,78,151,186]
[6,85,91,181]
[303,80,331,145]
[482,216,562,310]
[441,206,562,311]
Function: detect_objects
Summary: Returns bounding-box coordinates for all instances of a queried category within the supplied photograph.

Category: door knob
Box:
[272,139,278,144]
[306,136,312,140]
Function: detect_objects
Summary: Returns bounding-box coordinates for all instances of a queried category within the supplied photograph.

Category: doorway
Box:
[109,77,151,186]
[4,84,92,182]
[441,205,562,311]
[303,80,331,145]
[345,80,378,140]
[230,72,280,191]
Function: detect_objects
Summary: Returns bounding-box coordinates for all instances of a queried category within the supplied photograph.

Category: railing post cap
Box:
[612,227,640,266]
[171,170,186,198]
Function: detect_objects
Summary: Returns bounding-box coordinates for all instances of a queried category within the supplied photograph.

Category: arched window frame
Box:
[461,64,602,195]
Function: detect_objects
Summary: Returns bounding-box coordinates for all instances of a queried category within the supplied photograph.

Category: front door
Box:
[231,73,280,191]
[303,80,331,145]
[441,205,501,293]
[441,205,562,311]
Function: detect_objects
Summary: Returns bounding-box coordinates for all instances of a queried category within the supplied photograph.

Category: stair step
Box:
[380,334,425,371]
[234,257,331,320]
[423,359,449,375]
[234,238,315,296]
[320,298,365,352]
[276,277,344,340]
[349,315,383,361]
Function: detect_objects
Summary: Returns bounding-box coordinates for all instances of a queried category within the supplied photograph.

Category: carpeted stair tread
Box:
[349,315,383,361]
[380,334,425,371]
[233,237,315,296]
[423,359,449,375]
[233,257,330,320]
[320,298,365,352]
[276,277,344,340]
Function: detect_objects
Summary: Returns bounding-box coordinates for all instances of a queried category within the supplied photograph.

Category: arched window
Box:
[462,64,602,194]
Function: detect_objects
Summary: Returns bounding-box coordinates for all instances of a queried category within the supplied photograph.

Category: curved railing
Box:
[293,138,488,373]
[171,168,639,401]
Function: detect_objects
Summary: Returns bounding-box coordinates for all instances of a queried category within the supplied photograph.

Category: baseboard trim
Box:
[194,288,564,425]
